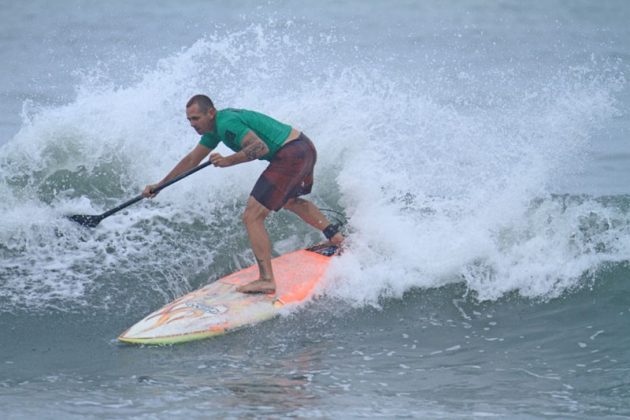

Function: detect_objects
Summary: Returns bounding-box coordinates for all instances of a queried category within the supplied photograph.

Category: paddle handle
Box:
[151,160,213,194]
[100,160,213,219]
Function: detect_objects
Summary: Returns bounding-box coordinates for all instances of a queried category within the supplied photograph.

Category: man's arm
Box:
[143,144,211,197]
[210,131,269,167]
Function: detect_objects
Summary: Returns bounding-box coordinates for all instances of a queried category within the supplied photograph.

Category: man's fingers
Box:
[209,153,223,166]
[143,184,158,198]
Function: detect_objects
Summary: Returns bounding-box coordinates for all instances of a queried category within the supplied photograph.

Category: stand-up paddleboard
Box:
[118,244,338,345]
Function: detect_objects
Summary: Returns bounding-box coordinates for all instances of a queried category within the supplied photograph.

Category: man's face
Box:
[186,103,215,135]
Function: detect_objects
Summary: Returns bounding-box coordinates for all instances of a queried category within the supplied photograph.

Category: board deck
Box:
[118,244,338,345]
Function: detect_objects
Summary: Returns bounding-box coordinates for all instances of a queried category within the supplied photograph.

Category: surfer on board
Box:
[143,94,344,294]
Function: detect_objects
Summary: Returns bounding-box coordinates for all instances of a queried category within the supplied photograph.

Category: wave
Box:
[0,23,626,313]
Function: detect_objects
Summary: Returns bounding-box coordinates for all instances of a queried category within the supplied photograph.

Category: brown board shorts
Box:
[251,133,317,211]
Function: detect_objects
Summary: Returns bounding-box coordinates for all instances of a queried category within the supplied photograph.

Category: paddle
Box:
[67,160,213,228]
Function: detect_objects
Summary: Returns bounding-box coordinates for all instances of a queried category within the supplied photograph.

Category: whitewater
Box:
[1,1,629,418]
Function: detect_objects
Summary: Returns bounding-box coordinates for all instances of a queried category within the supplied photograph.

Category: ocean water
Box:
[1,0,629,418]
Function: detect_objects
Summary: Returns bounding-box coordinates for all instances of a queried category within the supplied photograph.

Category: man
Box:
[143,95,344,294]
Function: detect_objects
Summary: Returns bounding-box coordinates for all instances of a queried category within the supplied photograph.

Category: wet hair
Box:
[186,94,215,113]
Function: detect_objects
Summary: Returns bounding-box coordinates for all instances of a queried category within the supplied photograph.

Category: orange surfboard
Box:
[118,244,338,345]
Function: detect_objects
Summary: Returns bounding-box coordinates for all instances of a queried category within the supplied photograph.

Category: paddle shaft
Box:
[98,160,213,220]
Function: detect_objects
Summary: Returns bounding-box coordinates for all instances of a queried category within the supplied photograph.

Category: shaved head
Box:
[186,94,214,113]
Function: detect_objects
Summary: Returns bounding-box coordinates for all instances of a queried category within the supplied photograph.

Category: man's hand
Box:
[209,153,233,167]
[209,132,269,167]
[143,184,159,198]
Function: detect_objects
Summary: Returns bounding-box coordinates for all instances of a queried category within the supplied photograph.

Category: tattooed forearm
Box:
[240,135,269,161]
[244,142,267,160]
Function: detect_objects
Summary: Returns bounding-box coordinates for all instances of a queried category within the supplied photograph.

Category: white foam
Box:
[0,24,626,312]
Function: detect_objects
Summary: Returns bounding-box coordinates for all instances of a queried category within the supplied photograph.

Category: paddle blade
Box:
[67,214,103,228]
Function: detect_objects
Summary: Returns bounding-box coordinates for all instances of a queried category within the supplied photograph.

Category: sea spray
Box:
[0,23,625,314]
[325,60,624,305]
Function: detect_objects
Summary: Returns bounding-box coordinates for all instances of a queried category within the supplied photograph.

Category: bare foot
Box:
[330,232,344,245]
[237,279,276,294]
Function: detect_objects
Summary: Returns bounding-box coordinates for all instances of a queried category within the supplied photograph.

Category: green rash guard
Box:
[199,108,293,161]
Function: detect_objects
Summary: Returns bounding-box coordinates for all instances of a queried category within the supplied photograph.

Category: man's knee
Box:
[283,198,297,211]
[242,207,259,226]
[243,199,270,226]
[283,197,307,212]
